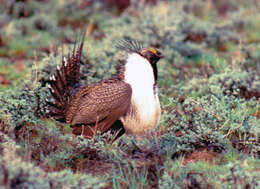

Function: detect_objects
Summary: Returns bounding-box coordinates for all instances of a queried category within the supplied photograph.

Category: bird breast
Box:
[120,53,161,135]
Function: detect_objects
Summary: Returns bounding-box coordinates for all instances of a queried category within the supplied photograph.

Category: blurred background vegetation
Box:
[0,0,259,188]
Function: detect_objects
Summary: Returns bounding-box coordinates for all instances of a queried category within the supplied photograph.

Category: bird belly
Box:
[120,94,161,135]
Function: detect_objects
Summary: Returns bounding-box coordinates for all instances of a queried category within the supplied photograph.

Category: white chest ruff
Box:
[120,53,161,135]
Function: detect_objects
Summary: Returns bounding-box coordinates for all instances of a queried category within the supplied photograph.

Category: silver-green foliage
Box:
[0,132,105,189]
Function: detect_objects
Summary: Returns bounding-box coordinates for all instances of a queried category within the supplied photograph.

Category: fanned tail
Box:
[46,34,85,122]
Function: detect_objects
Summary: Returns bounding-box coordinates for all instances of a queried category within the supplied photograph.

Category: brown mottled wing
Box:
[66,81,132,137]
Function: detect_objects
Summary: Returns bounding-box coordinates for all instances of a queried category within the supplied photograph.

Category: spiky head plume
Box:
[116,37,143,53]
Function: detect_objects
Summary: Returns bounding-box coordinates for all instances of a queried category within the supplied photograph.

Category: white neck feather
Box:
[123,53,155,92]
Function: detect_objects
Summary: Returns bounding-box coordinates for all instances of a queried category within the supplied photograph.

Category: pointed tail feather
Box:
[46,35,85,122]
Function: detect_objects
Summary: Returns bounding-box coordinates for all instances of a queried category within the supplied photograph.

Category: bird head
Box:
[116,38,163,65]
[139,47,164,64]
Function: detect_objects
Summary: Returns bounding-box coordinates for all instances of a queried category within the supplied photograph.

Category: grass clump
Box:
[0,132,106,189]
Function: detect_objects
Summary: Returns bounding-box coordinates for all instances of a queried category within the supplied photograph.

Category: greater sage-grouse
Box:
[46,37,163,138]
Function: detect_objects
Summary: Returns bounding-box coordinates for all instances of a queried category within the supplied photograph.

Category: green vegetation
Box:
[0,0,259,188]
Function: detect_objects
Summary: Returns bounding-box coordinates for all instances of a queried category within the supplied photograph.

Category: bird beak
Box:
[159,53,164,59]
[157,51,164,59]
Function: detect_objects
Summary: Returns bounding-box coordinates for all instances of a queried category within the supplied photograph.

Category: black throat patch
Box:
[151,63,158,95]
